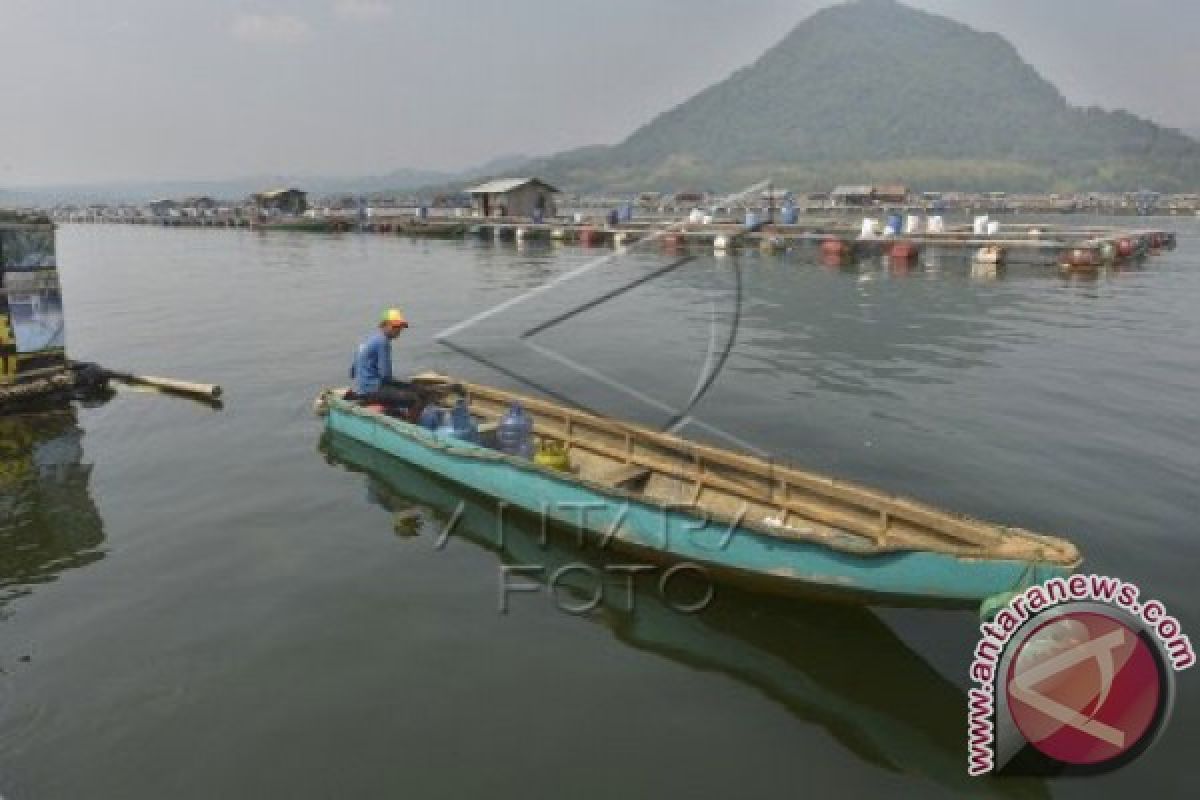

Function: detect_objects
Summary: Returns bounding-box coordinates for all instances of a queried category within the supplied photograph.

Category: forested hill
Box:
[528,0,1200,192]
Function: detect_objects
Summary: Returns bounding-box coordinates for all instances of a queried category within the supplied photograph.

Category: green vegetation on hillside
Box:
[530,0,1200,192]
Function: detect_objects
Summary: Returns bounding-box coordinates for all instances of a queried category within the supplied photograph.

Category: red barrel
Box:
[1116,238,1134,258]
[820,237,847,256]
[889,241,918,260]
[1062,248,1100,270]
[579,227,597,247]
[662,232,685,250]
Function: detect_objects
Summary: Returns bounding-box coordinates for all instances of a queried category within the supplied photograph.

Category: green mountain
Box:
[530,0,1200,192]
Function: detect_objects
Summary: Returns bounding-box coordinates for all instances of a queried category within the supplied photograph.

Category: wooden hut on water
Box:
[466,178,558,219]
[0,213,74,411]
[252,188,308,216]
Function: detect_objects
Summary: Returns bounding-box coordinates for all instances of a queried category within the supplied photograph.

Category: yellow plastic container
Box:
[533,440,570,472]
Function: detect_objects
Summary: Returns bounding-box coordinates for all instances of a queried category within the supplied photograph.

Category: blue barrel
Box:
[781,203,798,225]
[745,211,760,229]
[619,203,634,223]
[886,213,903,233]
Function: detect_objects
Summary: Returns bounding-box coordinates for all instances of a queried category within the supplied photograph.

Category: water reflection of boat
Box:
[320,432,1048,799]
[0,411,105,609]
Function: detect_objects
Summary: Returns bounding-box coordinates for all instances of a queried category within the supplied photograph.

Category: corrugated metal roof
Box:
[831,185,873,196]
[466,178,559,195]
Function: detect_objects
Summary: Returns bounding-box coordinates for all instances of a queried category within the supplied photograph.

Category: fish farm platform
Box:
[67,214,1176,271]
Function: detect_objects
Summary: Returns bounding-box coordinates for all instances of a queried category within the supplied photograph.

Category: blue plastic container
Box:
[619,203,634,223]
[886,213,903,233]
[781,203,798,225]
[496,401,535,458]
[437,398,479,444]
[418,405,443,430]
[745,211,760,229]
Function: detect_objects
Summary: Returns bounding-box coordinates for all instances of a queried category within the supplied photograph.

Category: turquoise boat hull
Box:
[325,399,1074,607]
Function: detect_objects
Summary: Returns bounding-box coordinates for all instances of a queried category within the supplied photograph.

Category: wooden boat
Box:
[318,375,1081,608]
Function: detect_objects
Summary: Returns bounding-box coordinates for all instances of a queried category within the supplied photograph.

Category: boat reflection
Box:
[320,432,1047,799]
[0,411,105,612]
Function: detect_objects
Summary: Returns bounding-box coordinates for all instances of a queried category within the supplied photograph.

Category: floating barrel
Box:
[613,232,629,248]
[760,236,784,254]
[579,227,597,247]
[713,235,732,251]
[661,232,685,250]
[1061,247,1100,270]
[973,246,1004,265]
[820,237,849,257]
[1116,238,1134,258]
[889,241,919,260]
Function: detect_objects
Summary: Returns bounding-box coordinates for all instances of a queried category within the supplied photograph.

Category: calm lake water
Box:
[1,219,1197,798]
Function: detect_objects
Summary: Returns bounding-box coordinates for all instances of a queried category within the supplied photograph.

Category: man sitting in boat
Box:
[348,309,422,416]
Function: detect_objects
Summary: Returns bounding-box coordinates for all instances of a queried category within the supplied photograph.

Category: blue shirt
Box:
[350,331,393,395]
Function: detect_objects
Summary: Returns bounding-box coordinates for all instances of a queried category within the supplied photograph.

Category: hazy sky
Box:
[1,0,1197,186]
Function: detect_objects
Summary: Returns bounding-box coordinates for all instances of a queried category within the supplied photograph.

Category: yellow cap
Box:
[381,308,409,329]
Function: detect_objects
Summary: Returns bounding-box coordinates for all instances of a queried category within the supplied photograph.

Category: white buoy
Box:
[613,232,628,248]
[515,227,527,242]
[550,228,565,240]
[860,218,879,238]
[986,220,1000,236]
[973,215,989,236]
[688,209,705,225]
[713,235,731,251]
